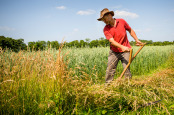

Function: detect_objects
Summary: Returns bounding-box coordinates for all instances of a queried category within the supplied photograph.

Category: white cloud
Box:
[73,28,79,32]
[56,6,66,10]
[77,9,96,15]
[115,10,139,19]
[0,26,15,31]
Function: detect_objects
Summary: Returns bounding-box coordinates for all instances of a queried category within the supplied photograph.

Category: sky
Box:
[0,0,174,44]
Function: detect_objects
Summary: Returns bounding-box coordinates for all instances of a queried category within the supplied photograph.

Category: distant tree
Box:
[104,39,110,47]
[0,36,27,52]
[34,41,46,50]
[85,38,90,43]
[0,36,8,49]
[40,41,47,50]
[51,41,59,49]
[16,39,27,50]
[89,40,99,48]
[34,41,39,50]
[139,39,153,45]
[28,42,36,50]
[68,40,80,48]
[98,37,105,47]
[153,42,162,46]
[79,40,87,48]
[129,41,135,46]
[130,39,154,46]
[64,41,70,48]
[47,41,51,48]
[68,41,73,47]
[162,41,171,46]
[74,40,80,48]
[1,35,174,52]
[85,38,90,47]
[99,37,104,41]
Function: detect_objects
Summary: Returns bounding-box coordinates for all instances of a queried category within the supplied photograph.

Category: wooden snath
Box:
[118,43,146,80]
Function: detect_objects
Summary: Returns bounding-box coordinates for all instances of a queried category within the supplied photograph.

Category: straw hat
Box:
[97,8,114,21]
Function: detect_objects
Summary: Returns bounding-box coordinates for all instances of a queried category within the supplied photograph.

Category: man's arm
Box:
[128,29,143,46]
[108,38,130,52]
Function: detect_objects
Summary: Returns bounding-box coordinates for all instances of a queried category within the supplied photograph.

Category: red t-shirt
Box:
[104,18,131,52]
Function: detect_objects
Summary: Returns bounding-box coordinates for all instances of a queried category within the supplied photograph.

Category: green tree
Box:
[98,37,105,47]
[79,40,87,48]
[47,41,51,48]
[0,36,26,52]
[85,38,90,47]
[68,40,80,48]
[85,38,90,43]
[51,41,59,49]
[28,42,36,50]
[89,40,99,48]
[153,42,162,46]
[34,41,46,50]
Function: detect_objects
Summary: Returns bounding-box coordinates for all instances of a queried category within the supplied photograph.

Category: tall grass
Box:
[0,45,174,114]
[0,47,74,114]
[63,45,174,83]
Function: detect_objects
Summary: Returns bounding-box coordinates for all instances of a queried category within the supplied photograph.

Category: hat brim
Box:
[97,11,114,21]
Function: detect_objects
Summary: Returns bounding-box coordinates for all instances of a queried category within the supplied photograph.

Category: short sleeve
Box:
[103,27,113,40]
[123,19,131,31]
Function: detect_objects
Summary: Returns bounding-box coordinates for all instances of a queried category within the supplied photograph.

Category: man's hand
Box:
[135,40,143,46]
[121,46,130,52]
[128,29,144,46]
[109,38,131,52]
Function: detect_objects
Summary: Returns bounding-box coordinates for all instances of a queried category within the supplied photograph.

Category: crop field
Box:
[64,46,174,83]
[0,45,174,114]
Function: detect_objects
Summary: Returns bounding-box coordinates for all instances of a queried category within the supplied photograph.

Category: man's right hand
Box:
[109,38,131,52]
[121,46,130,52]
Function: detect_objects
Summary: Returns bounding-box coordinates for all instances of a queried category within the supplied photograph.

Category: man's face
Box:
[102,14,111,25]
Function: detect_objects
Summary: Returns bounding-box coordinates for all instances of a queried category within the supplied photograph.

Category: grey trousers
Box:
[105,50,132,83]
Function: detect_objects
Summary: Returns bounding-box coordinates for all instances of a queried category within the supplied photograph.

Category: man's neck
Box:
[110,18,116,27]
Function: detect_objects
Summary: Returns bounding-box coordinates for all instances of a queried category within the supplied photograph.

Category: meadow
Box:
[0,45,174,114]
[64,46,173,83]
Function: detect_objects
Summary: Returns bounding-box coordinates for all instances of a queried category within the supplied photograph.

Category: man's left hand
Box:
[135,40,143,46]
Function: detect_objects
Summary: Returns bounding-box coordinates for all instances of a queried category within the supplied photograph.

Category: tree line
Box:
[0,36,27,52]
[0,36,174,52]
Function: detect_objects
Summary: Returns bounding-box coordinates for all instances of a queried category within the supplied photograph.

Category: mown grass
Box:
[0,45,174,114]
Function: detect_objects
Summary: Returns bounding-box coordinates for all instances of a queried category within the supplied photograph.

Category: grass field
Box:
[0,45,174,114]
[63,46,173,83]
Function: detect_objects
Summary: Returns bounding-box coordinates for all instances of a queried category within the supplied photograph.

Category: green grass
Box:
[63,45,174,83]
[0,45,174,114]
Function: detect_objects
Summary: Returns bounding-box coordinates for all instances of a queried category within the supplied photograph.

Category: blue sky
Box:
[0,0,174,44]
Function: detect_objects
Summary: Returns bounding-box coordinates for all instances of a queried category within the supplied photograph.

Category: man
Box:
[97,8,143,83]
